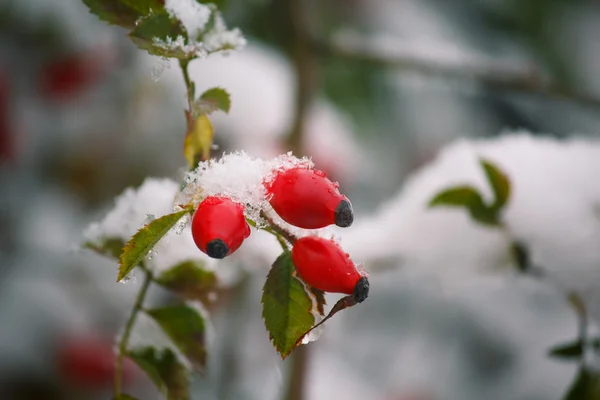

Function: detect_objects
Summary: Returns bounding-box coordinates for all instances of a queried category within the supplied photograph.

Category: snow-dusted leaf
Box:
[83,237,124,259]
[155,260,217,305]
[429,186,498,226]
[127,346,189,400]
[480,158,511,212]
[146,304,207,372]
[128,13,192,59]
[192,87,231,115]
[262,252,315,359]
[82,0,143,29]
[118,209,190,282]
[184,114,214,169]
[563,366,600,400]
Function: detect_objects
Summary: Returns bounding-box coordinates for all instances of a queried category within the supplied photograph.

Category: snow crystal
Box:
[152,36,208,59]
[165,0,211,41]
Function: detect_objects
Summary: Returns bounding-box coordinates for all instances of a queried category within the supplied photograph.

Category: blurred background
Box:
[2,0,600,399]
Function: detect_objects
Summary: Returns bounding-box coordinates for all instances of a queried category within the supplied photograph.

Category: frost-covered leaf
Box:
[83,237,124,259]
[155,260,217,305]
[480,158,511,212]
[118,209,190,282]
[192,87,231,115]
[262,252,315,359]
[82,0,143,29]
[127,346,189,400]
[563,366,600,400]
[128,13,193,59]
[184,114,214,169]
[429,186,498,226]
[146,304,207,372]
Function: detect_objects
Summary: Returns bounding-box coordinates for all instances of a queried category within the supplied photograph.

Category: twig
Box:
[114,267,153,397]
[314,31,600,109]
[179,58,195,111]
[260,211,298,245]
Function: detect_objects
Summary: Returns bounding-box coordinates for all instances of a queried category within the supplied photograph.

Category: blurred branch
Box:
[285,0,319,156]
[283,345,310,400]
[314,31,600,109]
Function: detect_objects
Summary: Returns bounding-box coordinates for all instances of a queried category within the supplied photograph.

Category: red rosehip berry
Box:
[292,236,369,302]
[265,167,353,229]
[192,196,251,259]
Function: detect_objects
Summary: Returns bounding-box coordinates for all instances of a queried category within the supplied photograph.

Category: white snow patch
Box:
[165,0,211,40]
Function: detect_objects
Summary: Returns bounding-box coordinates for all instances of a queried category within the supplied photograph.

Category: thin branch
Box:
[314,31,600,109]
[283,345,310,400]
[260,211,298,245]
[114,267,153,397]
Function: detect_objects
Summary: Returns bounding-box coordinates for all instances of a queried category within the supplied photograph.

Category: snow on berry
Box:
[176,151,313,225]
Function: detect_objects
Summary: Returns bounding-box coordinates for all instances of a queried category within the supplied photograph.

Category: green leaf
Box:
[82,0,143,29]
[480,158,511,211]
[262,252,315,359]
[429,186,499,226]
[193,87,231,115]
[121,0,165,15]
[146,304,207,371]
[127,346,189,400]
[83,237,124,259]
[183,114,214,169]
[118,209,190,282]
[563,366,600,400]
[155,260,217,305]
[128,13,191,58]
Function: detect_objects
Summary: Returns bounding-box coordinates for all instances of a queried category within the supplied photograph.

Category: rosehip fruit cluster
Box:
[191,196,250,259]
[266,167,353,229]
[292,236,369,302]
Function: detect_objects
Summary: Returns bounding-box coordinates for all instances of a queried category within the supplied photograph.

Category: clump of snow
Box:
[159,2,245,59]
[84,177,179,242]
[176,151,313,224]
[165,0,211,41]
[339,131,600,321]
[202,12,247,53]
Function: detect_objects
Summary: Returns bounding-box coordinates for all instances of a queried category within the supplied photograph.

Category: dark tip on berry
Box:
[206,239,229,259]
[334,199,354,228]
[352,276,369,303]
